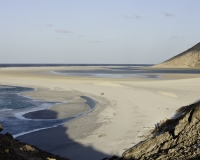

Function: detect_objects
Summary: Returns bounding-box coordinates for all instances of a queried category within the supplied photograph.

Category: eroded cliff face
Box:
[121,101,200,160]
[154,42,200,68]
[0,125,69,160]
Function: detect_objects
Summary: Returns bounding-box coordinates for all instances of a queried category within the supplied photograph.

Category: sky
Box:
[0,0,200,64]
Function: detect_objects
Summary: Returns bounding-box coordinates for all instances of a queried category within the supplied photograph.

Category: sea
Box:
[1,64,200,137]
[1,63,200,78]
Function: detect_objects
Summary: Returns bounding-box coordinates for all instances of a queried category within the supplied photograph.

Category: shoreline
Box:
[22,96,96,120]
[0,85,97,139]
[1,66,200,159]
[14,94,97,138]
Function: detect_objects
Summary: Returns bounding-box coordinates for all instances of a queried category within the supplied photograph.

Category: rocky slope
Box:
[0,125,70,160]
[105,101,200,160]
[154,42,200,67]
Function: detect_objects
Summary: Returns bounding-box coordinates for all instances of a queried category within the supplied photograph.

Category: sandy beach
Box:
[1,66,200,160]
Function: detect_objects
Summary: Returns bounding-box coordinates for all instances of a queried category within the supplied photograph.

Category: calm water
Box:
[0,64,153,67]
[54,66,200,79]
[0,86,96,137]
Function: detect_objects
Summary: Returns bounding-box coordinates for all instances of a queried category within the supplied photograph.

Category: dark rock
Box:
[0,124,3,132]
[0,125,70,160]
[101,155,120,160]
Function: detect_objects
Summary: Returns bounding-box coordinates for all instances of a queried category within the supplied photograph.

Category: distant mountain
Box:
[154,42,200,67]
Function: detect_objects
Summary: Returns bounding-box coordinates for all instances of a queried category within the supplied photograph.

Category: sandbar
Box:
[23,103,90,119]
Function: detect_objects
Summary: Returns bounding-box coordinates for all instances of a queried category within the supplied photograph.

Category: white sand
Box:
[158,91,178,98]
[0,66,200,160]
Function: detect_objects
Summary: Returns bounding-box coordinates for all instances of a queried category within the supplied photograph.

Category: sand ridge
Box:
[158,91,178,98]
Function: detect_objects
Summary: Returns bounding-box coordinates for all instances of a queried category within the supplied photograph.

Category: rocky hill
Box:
[104,101,200,160]
[154,42,200,67]
[0,125,70,160]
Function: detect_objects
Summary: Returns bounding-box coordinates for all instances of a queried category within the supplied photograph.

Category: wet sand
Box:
[23,103,90,119]
[0,66,200,160]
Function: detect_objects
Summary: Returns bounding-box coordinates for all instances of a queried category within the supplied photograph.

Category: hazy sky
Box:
[1,0,200,64]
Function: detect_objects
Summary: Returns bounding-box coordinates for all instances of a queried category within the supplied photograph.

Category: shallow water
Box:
[54,66,200,79]
[0,86,39,111]
[0,86,96,137]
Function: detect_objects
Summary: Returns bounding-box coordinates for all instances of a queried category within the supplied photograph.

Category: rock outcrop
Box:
[113,101,200,160]
[154,42,200,68]
[0,126,70,160]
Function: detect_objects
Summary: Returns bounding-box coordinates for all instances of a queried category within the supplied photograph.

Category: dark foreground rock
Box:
[0,127,70,160]
[120,101,200,160]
